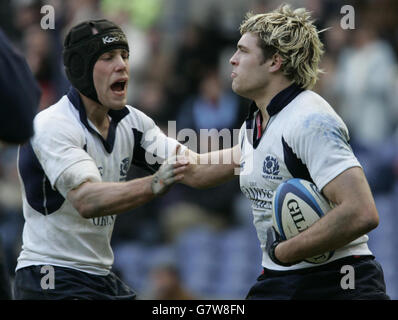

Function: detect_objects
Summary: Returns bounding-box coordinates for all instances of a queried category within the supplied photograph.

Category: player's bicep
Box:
[321,166,378,227]
[322,166,373,206]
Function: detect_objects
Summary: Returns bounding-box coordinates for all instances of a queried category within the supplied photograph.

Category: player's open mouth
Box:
[110,79,127,95]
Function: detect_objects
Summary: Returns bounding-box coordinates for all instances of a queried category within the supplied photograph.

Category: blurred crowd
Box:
[1,0,398,299]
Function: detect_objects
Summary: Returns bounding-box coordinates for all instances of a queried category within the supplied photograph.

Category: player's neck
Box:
[254,77,293,126]
[81,94,110,139]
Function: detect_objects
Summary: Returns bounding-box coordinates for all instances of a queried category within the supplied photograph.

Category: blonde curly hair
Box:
[240,4,324,89]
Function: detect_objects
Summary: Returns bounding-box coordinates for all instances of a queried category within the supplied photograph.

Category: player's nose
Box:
[230,52,238,66]
[114,54,128,71]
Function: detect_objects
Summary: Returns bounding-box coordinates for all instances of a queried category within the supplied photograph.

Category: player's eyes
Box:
[100,51,128,61]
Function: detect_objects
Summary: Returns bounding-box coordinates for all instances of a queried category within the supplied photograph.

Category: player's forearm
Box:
[275,167,379,264]
[182,148,238,188]
[275,202,379,264]
[69,176,155,218]
[184,163,237,188]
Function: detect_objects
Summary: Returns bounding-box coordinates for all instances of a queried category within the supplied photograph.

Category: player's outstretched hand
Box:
[151,145,189,196]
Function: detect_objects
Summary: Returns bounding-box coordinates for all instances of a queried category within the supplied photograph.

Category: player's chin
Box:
[231,83,246,98]
[106,100,126,110]
[109,93,127,108]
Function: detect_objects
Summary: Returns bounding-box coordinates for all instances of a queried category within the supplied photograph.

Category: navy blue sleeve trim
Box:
[282,136,313,183]
[131,129,161,174]
[18,142,65,215]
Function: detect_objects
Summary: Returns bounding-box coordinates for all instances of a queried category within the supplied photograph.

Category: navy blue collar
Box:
[245,83,304,149]
[246,83,304,121]
[67,87,130,153]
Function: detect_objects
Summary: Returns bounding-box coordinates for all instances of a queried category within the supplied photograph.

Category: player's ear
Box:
[269,53,283,73]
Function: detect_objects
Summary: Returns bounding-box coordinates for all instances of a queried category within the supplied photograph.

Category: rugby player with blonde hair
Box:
[181,5,389,299]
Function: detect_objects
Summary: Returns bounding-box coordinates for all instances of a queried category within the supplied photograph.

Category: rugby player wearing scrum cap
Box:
[14,19,188,299]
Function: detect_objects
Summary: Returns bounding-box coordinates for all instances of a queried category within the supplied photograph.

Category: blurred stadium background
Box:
[1,0,398,299]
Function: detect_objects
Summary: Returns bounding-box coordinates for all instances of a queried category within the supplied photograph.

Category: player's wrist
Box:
[268,240,298,267]
[151,173,165,196]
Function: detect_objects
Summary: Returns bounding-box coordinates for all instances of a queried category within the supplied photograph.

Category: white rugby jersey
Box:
[239,83,372,271]
[16,87,181,275]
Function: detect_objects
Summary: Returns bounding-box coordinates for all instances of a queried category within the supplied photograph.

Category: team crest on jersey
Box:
[120,157,130,181]
[262,155,282,180]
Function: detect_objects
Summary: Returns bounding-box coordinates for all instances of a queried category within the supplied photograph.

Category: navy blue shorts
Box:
[246,255,390,300]
[14,265,136,300]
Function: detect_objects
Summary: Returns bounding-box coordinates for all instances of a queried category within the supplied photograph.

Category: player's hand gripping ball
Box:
[272,178,334,264]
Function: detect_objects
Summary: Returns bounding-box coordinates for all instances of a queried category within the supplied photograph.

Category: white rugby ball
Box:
[272,178,334,264]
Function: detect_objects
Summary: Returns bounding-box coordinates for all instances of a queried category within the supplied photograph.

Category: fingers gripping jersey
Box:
[16,87,182,275]
[239,85,372,271]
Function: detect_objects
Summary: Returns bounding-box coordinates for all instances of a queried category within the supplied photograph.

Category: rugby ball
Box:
[272,178,334,264]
